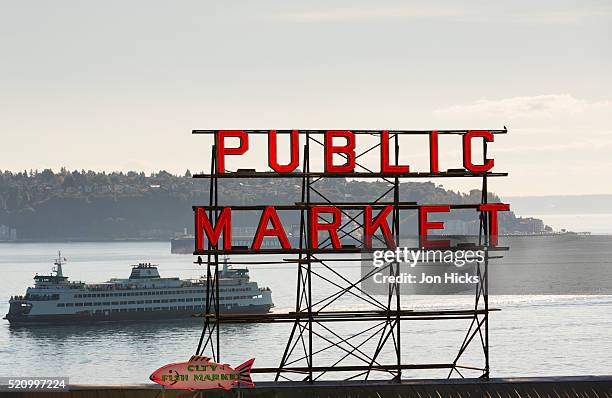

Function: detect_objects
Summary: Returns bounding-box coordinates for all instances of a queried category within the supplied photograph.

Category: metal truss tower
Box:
[192,130,508,382]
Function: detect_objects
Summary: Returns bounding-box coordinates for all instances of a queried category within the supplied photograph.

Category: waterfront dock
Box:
[3,376,611,398]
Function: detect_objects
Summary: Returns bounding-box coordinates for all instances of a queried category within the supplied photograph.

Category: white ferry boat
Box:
[4,253,274,325]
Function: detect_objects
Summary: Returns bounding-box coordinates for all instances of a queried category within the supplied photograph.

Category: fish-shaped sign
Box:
[150,355,255,391]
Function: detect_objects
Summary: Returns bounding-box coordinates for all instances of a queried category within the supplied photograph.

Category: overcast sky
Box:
[1,1,610,196]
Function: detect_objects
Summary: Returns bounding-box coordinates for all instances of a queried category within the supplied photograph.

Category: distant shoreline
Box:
[4,231,610,245]
[0,238,170,244]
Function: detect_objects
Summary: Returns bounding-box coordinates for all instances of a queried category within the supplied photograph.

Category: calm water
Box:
[0,242,610,384]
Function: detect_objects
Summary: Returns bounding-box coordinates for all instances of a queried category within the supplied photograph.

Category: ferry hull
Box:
[5,304,273,325]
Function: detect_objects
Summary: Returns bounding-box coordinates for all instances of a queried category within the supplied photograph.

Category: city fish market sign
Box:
[150,356,255,391]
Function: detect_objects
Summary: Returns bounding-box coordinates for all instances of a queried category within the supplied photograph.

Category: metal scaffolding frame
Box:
[191,130,508,382]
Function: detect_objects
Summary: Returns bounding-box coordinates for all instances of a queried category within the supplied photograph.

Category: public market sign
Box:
[193,130,510,251]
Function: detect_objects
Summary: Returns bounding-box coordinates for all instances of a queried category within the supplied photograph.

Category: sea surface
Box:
[0,241,610,384]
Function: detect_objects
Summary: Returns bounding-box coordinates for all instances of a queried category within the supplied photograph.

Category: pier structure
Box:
[5,376,611,397]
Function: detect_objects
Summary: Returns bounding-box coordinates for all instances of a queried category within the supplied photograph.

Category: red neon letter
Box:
[310,206,342,249]
[418,205,450,248]
[463,130,494,172]
[195,207,232,250]
[324,131,356,173]
[479,203,510,246]
[430,130,439,173]
[252,206,291,250]
[364,205,395,249]
[381,131,409,173]
[268,130,300,173]
[217,130,249,174]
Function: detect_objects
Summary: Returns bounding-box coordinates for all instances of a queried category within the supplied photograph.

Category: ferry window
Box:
[112,309,119,312]
[145,300,152,303]
[137,301,144,304]
[75,303,83,307]
[103,302,110,305]
[57,303,65,307]
[112,302,119,305]
[85,302,92,306]
[128,301,135,304]
[153,300,160,303]
[120,301,127,305]
[161,299,168,303]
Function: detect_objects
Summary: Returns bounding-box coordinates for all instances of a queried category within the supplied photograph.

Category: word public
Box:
[215,130,497,174]
[196,130,511,251]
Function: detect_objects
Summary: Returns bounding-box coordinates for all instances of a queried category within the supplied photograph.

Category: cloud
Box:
[434,94,612,118]
[511,7,612,25]
[273,5,612,24]
[274,6,466,22]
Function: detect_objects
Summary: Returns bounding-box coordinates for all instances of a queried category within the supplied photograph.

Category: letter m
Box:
[195,207,232,251]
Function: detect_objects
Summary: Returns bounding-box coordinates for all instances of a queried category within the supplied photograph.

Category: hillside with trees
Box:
[0,169,547,241]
